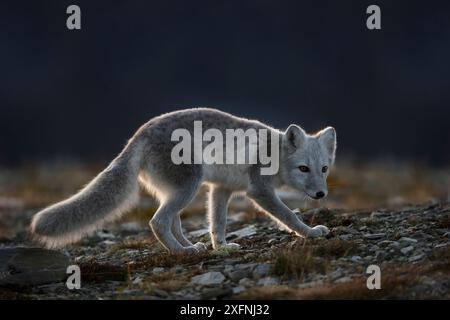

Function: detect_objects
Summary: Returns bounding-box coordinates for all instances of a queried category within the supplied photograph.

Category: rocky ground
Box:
[1,200,449,299]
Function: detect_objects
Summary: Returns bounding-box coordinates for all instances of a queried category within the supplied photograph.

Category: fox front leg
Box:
[247,185,329,238]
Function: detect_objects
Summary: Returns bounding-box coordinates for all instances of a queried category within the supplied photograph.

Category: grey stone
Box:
[399,237,418,244]
[400,246,414,255]
[229,269,250,282]
[227,225,257,240]
[408,253,426,262]
[0,247,70,287]
[339,234,353,241]
[371,211,390,218]
[351,256,363,263]
[364,233,386,240]
[232,286,245,294]
[257,277,279,286]
[191,271,225,285]
[152,267,165,274]
[252,264,271,279]
[238,277,254,287]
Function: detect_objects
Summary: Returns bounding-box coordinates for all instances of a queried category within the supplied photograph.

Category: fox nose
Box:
[316,191,325,199]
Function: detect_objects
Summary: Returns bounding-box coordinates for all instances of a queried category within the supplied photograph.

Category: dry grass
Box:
[129,251,211,270]
[313,239,359,258]
[108,237,157,254]
[140,271,190,292]
[272,246,329,279]
[78,261,129,283]
[237,265,423,299]
[272,239,358,280]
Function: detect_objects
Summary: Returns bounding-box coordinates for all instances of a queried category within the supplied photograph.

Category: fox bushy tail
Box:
[30,139,145,248]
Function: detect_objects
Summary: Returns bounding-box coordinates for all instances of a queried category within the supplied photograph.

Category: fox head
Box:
[281,125,337,200]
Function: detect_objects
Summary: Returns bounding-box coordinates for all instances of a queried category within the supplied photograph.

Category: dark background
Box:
[1,0,449,166]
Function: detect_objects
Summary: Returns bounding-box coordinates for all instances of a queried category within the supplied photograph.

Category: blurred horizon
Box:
[1,0,450,166]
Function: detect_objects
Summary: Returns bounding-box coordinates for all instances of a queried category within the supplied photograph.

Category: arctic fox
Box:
[31,108,336,254]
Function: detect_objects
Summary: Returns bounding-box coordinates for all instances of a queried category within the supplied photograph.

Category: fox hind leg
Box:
[150,182,206,254]
[208,186,240,250]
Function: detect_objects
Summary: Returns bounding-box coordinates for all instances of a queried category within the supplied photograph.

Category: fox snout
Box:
[305,189,327,200]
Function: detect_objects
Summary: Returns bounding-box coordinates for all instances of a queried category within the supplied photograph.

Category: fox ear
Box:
[317,126,337,160]
[284,124,306,150]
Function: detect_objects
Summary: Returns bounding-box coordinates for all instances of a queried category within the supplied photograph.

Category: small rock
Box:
[257,277,279,286]
[227,225,257,240]
[408,253,426,262]
[351,256,363,263]
[229,270,250,282]
[400,246,414,255]
[101,240,116,246]
[399,237,418,244]
[339,234,353,241]
[329,268,344,281]
[153,288,169,298]
[152,267,165,274]
[371,211,390,218]
[191,271,226,285]
[232,286,245,294]
[335,276,353,283]
[252,264,271,279]
[96,230,115,239]
[364,233,386,240]
[132,276,144,285]
[238,278,254,287]
[0,247,70,287]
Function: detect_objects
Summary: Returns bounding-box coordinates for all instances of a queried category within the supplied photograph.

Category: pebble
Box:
[399,237,418,244]
[252,264,271,279]
[191,271,226,285]
[364,233,386,240]
[257,277,279,286]
[152,267,165,274]
[400,246,414,255]
[371,211,390,218]
[232,286,245,294]
[238,278,254,287]
[408,253,426,262]
[335,276,353,283]
[339,234,353,241]
[228,270,250,282]
[227,225,257,240]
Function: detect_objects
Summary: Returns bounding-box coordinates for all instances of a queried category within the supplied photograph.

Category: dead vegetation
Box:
[272,239,358,280]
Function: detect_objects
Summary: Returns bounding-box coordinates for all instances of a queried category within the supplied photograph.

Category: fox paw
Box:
[307,225,330,238]
[174,242,207,255]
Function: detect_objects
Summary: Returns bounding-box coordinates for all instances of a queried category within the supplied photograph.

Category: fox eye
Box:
[322,166,328,173]
[299,165,310,173]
